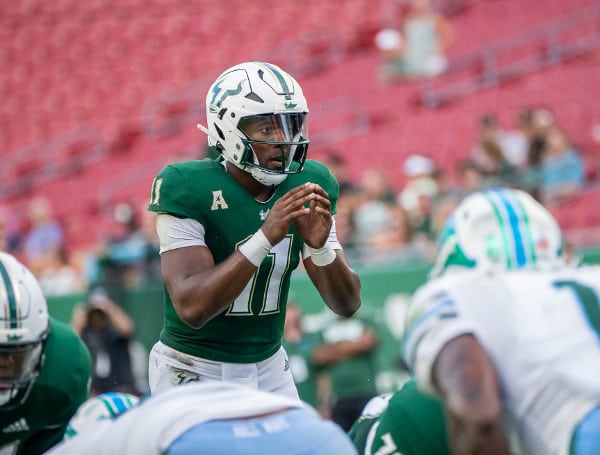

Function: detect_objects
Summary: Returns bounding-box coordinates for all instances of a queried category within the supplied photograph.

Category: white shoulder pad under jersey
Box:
[47,381,307,455]
[403,265,600,455]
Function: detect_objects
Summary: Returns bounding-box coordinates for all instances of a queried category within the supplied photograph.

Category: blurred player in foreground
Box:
[348,377,449,454]
[62,391,140,440]
[47,381,358,454]
[402,187,600,454]
[0,252,91,454]
[147,61,360,399]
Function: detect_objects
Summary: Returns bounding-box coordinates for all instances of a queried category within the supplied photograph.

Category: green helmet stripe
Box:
[485,193,514,269]
[260,62,292,99]
[0,260,18,329]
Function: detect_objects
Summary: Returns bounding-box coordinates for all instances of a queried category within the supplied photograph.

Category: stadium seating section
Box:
[1,0,599,252]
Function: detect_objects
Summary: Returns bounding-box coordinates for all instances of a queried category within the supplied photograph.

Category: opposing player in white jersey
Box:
[47,381,358,454]
[62,391,140,440]
[402,187,600,455]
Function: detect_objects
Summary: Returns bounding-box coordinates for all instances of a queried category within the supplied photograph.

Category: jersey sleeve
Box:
[30,319,92,453]
[148,164,196,219]
[156,213,207,254]
[401,282,475,394]
[51,321,93,422]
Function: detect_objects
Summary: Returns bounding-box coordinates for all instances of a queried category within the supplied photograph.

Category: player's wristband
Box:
[239,229,272,267]
[308,244,336,267]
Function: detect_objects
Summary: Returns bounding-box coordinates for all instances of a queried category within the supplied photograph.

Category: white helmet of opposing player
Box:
[430,188,565,277]
[0,252,49,408]
[64,391,140,439]
[198,61,309,186]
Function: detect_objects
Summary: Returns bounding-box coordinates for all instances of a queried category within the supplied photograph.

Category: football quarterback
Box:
[147,61,361,400]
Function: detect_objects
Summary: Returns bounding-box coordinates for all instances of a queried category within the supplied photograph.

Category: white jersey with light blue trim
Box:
[46,381,308,455]
[403,266,600,455]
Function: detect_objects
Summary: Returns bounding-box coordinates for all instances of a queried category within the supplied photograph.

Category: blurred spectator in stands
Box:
[375,0,453,83]
[322,151,358,196]
[352,167,397,256]
[588,122,600,181]
[71,288,141,397]
[37,246,85,296]
[518,107,556,200]
[539,125,585,207]
[23,196,64,276]
[457,158,486,194]
[501,108,535,170]
[333,191,359,252]
[510,108,537,167]
[398,154,439,239]
[429,192,461,240]
[317,314,379,432]
[478,138,517,186]
[319,151,361,254]
[93,202,160,295]
[0,204,23,255]
[282,301,328,414]
[471,113,522,177]
[369,204,413,257]
[368,202,434,265]
[358,167,396,204]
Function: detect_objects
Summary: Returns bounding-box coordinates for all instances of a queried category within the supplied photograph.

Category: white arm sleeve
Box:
[302,216,343,259]
[156,213,207,254]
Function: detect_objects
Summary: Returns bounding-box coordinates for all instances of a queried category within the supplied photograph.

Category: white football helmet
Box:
[430,188,565,278]
[64,391,140,439]
[197,61,309,186]
[0,252,49,408]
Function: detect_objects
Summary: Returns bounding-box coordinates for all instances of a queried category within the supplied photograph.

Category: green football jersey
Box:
[349,378,450,455]
[148,157,339,363]
[0,318,92,454]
